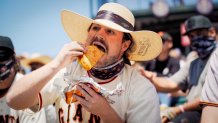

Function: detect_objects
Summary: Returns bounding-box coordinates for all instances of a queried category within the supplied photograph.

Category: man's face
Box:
[162,40,173,53]
[29,62,44,71]
[0,59,16,89]
[85,23,131,67]
[187,29,209,41]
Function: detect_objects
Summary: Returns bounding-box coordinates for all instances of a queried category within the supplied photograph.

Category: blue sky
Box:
[0,0,90,58]
[0,0,217,58]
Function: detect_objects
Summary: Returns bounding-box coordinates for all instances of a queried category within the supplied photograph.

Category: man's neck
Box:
[158,52,169,61]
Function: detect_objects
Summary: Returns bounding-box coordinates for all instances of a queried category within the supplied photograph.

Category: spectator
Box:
[140,15,217,123]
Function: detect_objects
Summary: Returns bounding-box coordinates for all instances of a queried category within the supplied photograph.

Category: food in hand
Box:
[78,45,104,70]
[65,83,99,104]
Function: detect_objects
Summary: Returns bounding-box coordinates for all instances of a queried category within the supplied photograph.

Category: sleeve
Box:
[39,61,81,109]
[170,53,197,91]
[39,67,69,109]
[169,57,180,75]
[201,49,218,106]
[169,58,191,91]
[126,71,161,123]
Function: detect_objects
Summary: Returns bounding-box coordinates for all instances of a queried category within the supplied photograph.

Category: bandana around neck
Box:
[89,59,125,80]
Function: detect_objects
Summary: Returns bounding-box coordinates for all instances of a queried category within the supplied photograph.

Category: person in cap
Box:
[140,15,217,123]
[0,36,50,123]
[0,35,21,122]
[137,31,181,107]
[7,3,162,123]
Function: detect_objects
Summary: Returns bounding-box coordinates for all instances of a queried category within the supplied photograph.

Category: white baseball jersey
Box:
[0,73,23,123]
[1,73,57,123]
[0,96,18,123]
[13,106,57,123]
[39,61,161,123]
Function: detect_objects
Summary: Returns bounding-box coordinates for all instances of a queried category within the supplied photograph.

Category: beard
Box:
[95,55,120,68]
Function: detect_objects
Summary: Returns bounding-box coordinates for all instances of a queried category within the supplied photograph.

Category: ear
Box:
[208,27,216,38]
[167,41,173,49]
[121,40,131,52]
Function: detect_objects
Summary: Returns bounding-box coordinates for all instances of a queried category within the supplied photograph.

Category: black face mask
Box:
[0,59,14,81]
[191,36,216,59]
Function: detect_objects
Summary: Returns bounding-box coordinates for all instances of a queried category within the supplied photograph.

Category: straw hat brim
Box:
[61,10,162,61]
[21,56,52,68]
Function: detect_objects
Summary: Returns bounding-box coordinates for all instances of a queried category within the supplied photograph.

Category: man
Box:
[140,31,181,107]
[0,36,49,123]
[140,15,217,123]
[200,48,218,123]
[0,36,21,122]
[6,3,162,123]
[142,31,180,77]
[21,55,52,71]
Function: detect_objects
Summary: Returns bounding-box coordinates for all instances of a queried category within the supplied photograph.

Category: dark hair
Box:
[0,47,14,61]
[122,33,133,65]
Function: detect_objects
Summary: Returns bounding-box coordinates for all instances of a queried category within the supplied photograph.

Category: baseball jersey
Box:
[39,61,161,123]
[201,48,218,106]
[0,73,23,123]
[0,73,57,123]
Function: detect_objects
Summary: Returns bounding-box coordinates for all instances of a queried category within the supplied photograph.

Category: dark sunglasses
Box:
[0,59,15,73]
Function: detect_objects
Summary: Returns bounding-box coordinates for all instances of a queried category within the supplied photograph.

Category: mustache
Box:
[90,36,108,50]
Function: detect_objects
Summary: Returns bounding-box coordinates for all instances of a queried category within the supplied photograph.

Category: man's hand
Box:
[73,83,113,116]
[161,106,182,123]
[73,83,123,123]
[54,42,85,69]
[139,68,156,81]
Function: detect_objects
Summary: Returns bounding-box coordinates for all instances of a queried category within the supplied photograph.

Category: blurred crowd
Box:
[1,2,218,123]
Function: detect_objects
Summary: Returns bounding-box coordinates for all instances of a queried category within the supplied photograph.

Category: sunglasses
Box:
[0,59,15,73]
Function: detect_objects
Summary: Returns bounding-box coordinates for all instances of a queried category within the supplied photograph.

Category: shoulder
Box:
[123,65,157,92]
[13,73,24,82]
[169,56,180,64]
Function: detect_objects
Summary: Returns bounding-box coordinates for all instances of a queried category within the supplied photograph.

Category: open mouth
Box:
[92,42,107,53]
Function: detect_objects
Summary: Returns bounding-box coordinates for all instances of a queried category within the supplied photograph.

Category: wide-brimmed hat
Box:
[61,2,162,61]
[21,55,52,68]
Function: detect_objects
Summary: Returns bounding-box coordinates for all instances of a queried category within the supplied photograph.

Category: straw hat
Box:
[21,55,52,68]
[61,2,162,61]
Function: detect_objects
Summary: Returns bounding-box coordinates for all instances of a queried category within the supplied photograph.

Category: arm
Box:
[201,106,218,123]
[162,98,201,122]
[170,90,187,97]
[6,42,85,110]
[140,69,180,93]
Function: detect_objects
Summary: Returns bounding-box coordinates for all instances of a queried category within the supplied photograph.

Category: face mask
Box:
[191,36,216,59]
[0,59,14,81]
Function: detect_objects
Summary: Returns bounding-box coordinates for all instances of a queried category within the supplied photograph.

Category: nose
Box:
[95,28,107,38]
[94,29,106,41]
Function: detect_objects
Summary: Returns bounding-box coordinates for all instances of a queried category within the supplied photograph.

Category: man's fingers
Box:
[161,117,169,123]
[79,84,98,97]
[68,51,84,57]
[73,95,89,106]
[76,85,92,101]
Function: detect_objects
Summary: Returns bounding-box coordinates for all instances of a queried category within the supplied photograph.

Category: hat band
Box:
[95,10,134,31]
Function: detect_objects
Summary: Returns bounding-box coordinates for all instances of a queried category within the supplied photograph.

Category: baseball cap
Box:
[158,31,172,42]
[183,15,212,35]
[0,36,15,61]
